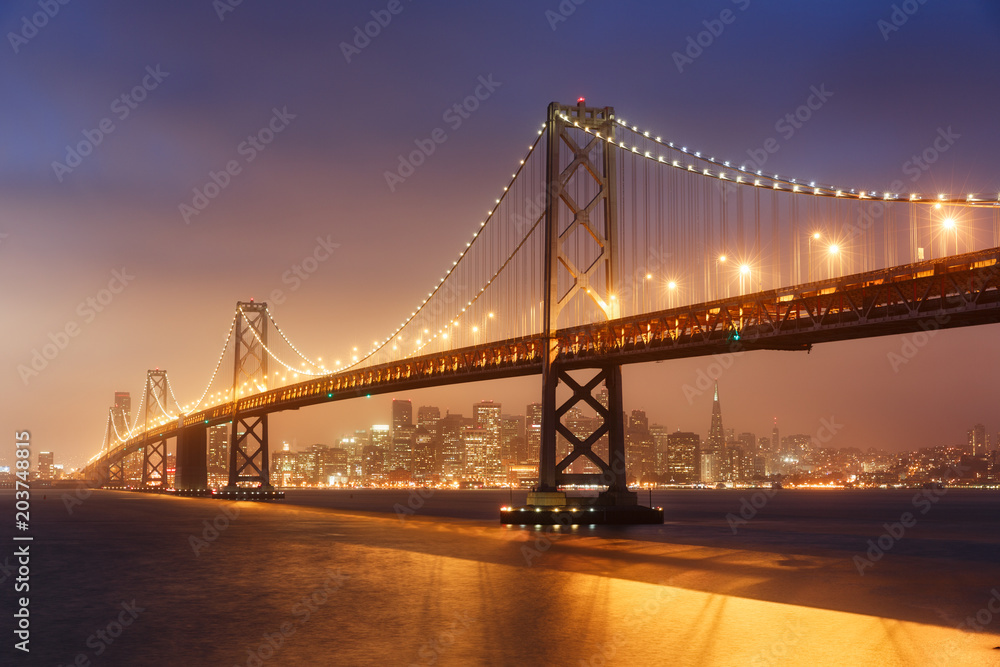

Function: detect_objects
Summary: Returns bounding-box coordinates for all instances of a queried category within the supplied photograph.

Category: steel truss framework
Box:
[142,438,167,487]
[141,370,170,487]
[228,415,270,488]
[548,366,627,490]
[108,460,124,484]
[228,301,272,489]
[539,100,624,492]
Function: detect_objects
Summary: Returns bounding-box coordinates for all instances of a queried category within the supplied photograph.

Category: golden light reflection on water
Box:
[303,537,997,666]
[252,507,998,666]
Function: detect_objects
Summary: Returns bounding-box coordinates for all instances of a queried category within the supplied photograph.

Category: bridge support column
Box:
[141,438,167,488]
[176,425,208,492]
[107,460,124,486]
[533,364,634,499]
[509,362,657,524]
[598,363,632,501]
[215,301,282,500]
[98,459,120,488]
[225,414,273,491]
[503,99,658,524]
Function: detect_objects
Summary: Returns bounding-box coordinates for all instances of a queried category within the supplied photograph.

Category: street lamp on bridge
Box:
[828,243,841,279]
[739,263,752,295]
[644,272,653,312]
[942,217,958,257]
[716,255,728,299]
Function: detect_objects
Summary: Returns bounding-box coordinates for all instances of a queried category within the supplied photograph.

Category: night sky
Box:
[3,1,1000,469]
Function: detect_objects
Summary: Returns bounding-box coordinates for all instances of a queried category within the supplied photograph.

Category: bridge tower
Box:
[225,301,273,491]
[106,459,125,486]
[141,369,171,487]
[104,407,114,452]
[519,99,660,523]
[101,407,126,487]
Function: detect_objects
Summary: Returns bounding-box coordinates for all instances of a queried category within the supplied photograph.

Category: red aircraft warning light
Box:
[577,96,586,105]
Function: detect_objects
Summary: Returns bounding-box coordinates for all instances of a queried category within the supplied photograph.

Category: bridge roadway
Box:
[87,246,1000,474]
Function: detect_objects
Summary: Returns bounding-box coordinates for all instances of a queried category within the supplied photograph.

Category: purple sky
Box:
[3,1,1000,469]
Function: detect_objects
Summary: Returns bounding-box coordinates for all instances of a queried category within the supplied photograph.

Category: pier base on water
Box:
[501,490,662,525]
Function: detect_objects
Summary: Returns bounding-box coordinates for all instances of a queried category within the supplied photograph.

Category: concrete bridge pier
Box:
[176,424,208,493]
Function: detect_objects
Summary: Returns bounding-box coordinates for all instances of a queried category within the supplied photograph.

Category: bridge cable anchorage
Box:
[602,114,999,207]
[344,127,547,371]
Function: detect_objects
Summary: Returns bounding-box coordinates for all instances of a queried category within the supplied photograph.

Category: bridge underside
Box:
[86,247,1000,495]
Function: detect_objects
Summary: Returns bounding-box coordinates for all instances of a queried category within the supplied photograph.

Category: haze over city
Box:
[4,3,1000,474]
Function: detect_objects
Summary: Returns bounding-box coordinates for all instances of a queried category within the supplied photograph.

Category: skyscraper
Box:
[771,418,780,454]
[597,383,609,410]
[473,401,502,481]
[703,382,724,481]
[708,383,724,453]
[969,423,987,457]
[326,448,349,484]
[650,424,669,475]
[112,391,131,438]
[784,434,812,455]
[462,428,491,480]
[391,425,415,473]
[526,403,542,466]
[339,436,362,478]
[304,444,331,484]
[370,425,391,449]
[37,451,54,480]
[666,431,700,483]
[272,446,297,486]
[417,406,441,430]
[392,399,412,432]
[500,415,525,465]
[362,444,386,481]
[207,424,229,487]
[365,426,391,482]
[473,400,501,432]
[626,409,656,481]
[411,426,437,480]
[737,432,756,453]
[437,413,468,479]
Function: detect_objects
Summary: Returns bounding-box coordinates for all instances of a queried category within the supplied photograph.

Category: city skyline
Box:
[28,349,1000,473]
[3,2,1000,471]
[16,379,981,488]
[271,389,1000,462]
[135,381,997,488]
[94,373,1000,459]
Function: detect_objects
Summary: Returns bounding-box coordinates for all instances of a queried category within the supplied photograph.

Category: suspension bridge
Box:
[81,100,1000,523]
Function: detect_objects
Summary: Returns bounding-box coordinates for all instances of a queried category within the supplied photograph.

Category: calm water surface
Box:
[4,489,1000,666]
